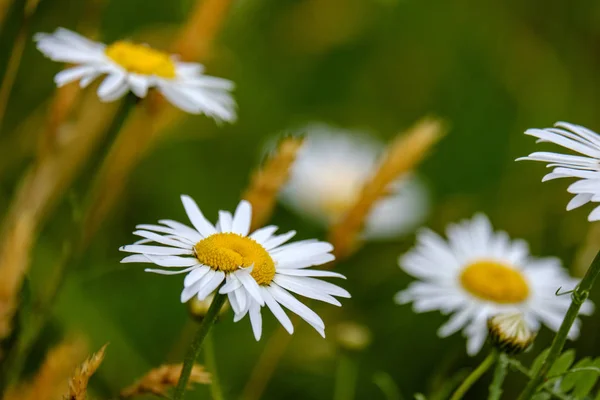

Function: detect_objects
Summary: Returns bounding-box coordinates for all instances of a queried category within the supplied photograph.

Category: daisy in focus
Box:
[34,27,236,122]
[120,195,350,340]
[280,124,430,239]
[518,122,600,221]
[395,214,593,355]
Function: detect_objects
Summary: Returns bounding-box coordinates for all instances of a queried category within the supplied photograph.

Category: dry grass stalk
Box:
[172,0,235,61]
[0,0,14,28]
[120,364,210,398]
[243,136,305,230]
[64,343,108,400]
[81,0,235,244]
[0,0,43,130]
[328,117,446,260]
[4,337,87,400]
[0,92,118,344]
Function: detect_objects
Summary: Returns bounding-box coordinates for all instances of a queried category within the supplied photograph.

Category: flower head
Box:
[280,124,429,239]
[34,28,236,122]
[120,196,350,340]
[395,214,593,355]
[487,312,535,355]
[518,122,600,220]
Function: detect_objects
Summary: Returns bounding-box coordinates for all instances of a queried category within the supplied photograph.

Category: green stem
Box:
[517,248,600,400]
[488,353,508,400]
[333,353,358,400]
[204,331,224,400]
[173,294,227,400]
[450,352,497,400]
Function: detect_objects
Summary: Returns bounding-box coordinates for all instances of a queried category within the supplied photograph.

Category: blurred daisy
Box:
[518,122,600,221]
[120,195,349,340]
[280,124,429,239]
[395,214,593,355]
[34,27,236,122]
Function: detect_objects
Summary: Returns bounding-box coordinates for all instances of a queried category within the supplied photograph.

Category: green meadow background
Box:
[2,0,600,398]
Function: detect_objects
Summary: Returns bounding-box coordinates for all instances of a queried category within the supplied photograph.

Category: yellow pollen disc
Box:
[460,260,529,304]
[194,233,276,286]
[105,41,176,78]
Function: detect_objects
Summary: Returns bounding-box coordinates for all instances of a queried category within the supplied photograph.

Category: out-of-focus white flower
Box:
[34,27,236,122]
[280,124,430,239]
[120,196,350,340]
[396,214,593,355]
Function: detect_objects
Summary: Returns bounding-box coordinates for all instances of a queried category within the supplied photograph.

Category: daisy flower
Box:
[395,214,594,355]
[120,195,350,340]
[280,124,429,239]
[34,27,236,122]
[518,121,600,221]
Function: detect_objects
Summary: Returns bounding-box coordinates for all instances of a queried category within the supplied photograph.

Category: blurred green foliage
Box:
[3,0,600,398]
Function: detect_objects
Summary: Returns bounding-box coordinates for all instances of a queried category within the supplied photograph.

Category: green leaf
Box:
[531,348,551,375]
[561,357,592,392]
[564,357,600,398]
[547,349,576,378]
[414,394,427,400]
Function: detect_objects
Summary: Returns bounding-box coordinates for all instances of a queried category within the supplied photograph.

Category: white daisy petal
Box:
[195,271,225,301]
[249,302,263,340]
[520,122,600,221]
[97,73,126,100]
[236,270,266,306]
[219,274,243,294]
[231,200,251,236]
[268,284,326,337]
[54,65,97,87]
[128,74,150,97]
[144,265,198,275]
[249,225,278,244]
[262,231,297,250]
[132,230,192,249]
[180,195,217,237]
[260,287,294,334]
[218,211,234,233]
[184,266,211,287]
[143,254,198,267]
[119,244,193,256]
[273,276,343,306]
[159,219,203,242]
[181,269,216,303]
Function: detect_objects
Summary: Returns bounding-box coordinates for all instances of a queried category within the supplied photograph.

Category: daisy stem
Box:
[173,293,227,400]
[204,331,224,400]
[488,352,508,400]
[449,352,497,400]
[517,248,600,400]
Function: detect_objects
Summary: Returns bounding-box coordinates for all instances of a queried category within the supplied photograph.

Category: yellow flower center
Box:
[194,233,276,286]
[105,41,176,78]
[459,260,529,304]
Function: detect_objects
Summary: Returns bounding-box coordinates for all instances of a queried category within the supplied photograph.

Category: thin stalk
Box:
[450,352,497,400]
[517,248,600,400]
[333,353,358,400]
[204,331,224,400]
[488,353,508,400]
[173,294,226,400]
